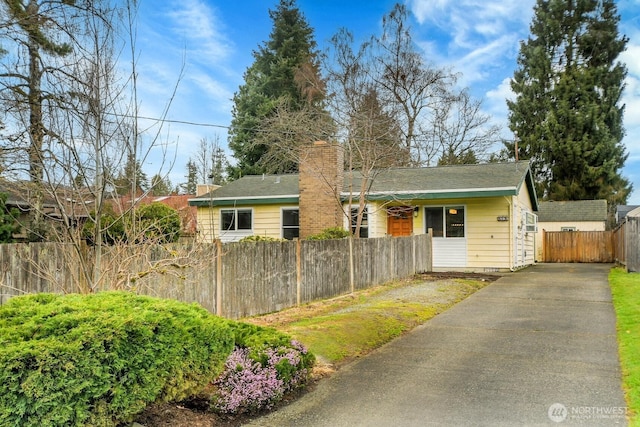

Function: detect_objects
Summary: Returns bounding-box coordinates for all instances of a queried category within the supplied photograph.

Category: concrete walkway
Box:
[246,263,627,426]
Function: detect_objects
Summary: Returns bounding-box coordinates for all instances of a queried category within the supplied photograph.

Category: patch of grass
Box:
[246,276,491,366]
[610,267,640,426]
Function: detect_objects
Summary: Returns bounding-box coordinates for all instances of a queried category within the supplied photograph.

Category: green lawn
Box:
[247,276,490,366]
[610,267,640,426]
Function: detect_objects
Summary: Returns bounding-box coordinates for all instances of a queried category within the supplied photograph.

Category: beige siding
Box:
[465,197,513,270]
[515,184,536,267]
[371,203,388,237]
[196,207,217,243]
[538,221,606,232]
[196,204,298,242]
[253,205,295,238]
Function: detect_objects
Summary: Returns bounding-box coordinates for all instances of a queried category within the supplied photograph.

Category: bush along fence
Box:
[0,234,432,319]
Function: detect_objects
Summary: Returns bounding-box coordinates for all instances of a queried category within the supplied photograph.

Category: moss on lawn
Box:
[246,276,491,367]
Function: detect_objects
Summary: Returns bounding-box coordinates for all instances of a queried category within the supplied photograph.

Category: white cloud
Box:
[621,43,640,79]
[186,71,234,114]
[165,0,232,63]
[622,76,640,128]
[485,78,513,115]
[407,0,534,48]
[453,34,517,86]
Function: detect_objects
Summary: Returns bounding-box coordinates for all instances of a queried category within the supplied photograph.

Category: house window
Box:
[425,206,465,238]
[351,207,369,238]
[561,226,576,232]
[526,212,538,232]
[221,209,252,231]
[282,208,299,240]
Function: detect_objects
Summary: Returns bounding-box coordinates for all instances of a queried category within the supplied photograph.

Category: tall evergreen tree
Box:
[507,0,630,205]
[182,159,198,195]
[113,154,148,195]
[0,0,76,240]
[349,87,408,169]
[150,174,173,196]
[228,0,325,179]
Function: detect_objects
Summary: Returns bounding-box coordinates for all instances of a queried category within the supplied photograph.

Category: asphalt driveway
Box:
[246,263,627,426]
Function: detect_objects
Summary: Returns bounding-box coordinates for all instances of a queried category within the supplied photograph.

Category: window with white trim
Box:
[424,206,465,238]
[525,212,538,232]
[220,208,252,231]
[282,208,299,240]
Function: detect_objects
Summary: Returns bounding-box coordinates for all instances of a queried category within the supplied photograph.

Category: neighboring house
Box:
[0,179,199,240]
[0,179,68,241]
[189,142,539,272]
[111,194,198,237]
[616,205,640,224]
[534,199,608,262]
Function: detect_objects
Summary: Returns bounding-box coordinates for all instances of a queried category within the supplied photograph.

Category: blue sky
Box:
[133,0,640,204]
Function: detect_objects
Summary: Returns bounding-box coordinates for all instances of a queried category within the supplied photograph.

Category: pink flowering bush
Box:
[212,323,314,415]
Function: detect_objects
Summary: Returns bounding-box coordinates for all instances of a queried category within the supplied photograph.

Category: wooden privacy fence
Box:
[0,234,432,319]
[613,214,640,272]
[543,230,614,263]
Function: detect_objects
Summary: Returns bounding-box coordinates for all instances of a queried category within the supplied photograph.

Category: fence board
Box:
[300,239,351,302]
[544,231,614,263]
[627,217,640,272]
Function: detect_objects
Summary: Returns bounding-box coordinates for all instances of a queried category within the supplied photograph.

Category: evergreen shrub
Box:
[306,227,350,240]
[239,235,285,242]
[0,292,234,427]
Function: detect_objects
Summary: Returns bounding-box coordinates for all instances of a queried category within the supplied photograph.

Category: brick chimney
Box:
[299,141,344,238]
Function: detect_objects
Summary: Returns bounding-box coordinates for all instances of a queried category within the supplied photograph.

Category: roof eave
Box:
[189,196,299,207]
[342,188,519,202]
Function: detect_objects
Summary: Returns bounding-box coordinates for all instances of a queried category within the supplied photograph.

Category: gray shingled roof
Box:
[355,161,532,194]
[626,206,640,218]
[195,174,299,199]
[189,161,537,208]
[537,200,607,222]
[616,205,640,222]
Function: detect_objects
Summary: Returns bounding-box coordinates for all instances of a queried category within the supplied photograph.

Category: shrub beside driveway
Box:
[609,267,640,426]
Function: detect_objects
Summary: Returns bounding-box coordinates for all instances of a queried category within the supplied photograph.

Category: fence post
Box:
[216,239,222,316]
[412,236,416,274]
[296,238,302,305]
[349,236,354,293]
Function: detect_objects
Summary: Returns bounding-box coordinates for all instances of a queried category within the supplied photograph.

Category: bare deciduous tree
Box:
[0,1,192,294]
[373,3,456,165]
[190,135,229,186]
[429,89,501,165]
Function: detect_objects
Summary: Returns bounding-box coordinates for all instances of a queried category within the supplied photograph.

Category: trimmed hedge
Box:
[0,292,234,427]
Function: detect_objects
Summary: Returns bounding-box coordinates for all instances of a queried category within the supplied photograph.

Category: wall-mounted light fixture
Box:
[414,206,419,217]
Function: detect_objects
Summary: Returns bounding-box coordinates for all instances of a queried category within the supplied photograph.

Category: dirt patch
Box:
[133,272,499,426]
